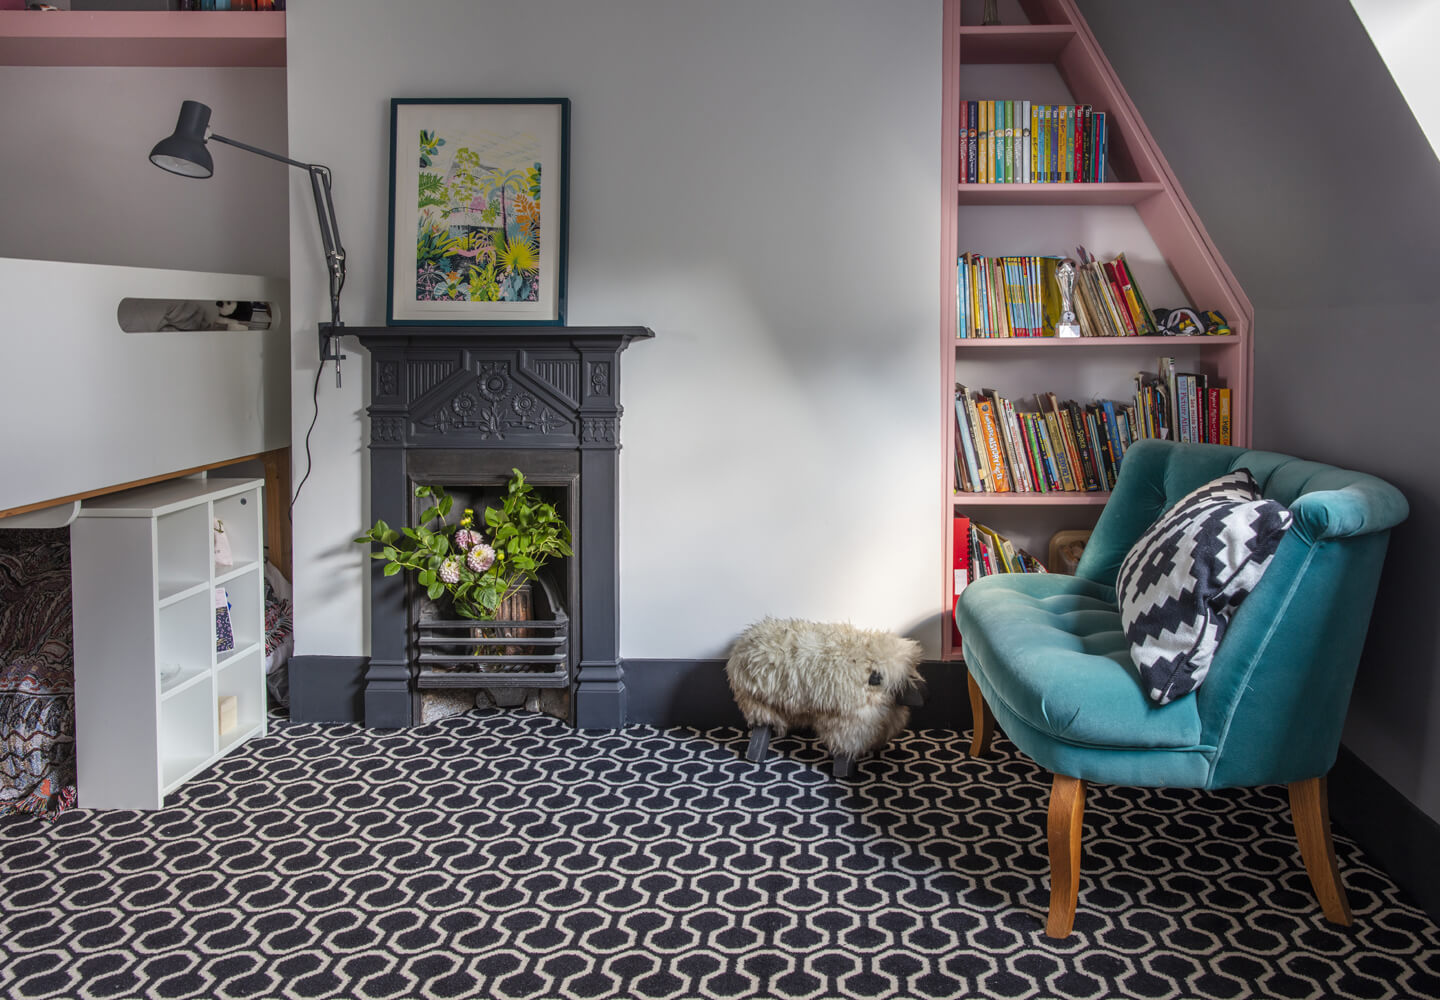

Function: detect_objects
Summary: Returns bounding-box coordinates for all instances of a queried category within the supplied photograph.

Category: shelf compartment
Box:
[160,677,215,794]
[958,24,1077,63]
[216,649,265,755]
[158,588,212,683]
[0,10,286,68]
[212,489,261,577]
[156,503,209,602]
[956,182,1166,206]
[214,567,262,657]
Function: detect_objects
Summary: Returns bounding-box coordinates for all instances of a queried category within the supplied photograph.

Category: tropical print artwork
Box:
[413,123,543,305]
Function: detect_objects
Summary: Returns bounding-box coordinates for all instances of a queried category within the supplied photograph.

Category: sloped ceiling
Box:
[1078,0,1440,310]
[1351,0,1440,166]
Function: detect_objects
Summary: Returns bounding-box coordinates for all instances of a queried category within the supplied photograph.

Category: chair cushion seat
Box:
[956,573,1205,752]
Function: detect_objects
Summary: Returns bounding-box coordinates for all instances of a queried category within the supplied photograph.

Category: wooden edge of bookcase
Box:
[954,493,1111,507]
[954,335,1242,349]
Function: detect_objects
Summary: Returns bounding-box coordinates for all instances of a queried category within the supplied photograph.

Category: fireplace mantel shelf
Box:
[349,325,655,348]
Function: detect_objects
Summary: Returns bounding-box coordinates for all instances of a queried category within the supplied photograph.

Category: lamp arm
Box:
[211,131,347,380]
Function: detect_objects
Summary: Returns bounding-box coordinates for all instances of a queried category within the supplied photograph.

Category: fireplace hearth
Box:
[352,325,653,730]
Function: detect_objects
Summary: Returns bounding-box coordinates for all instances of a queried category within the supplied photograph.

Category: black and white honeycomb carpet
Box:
[2,712,1438,1000]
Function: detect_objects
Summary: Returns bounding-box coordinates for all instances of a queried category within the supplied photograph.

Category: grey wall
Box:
[284,0,945,663]
[0,66,288,275]
[1080,0,1440,821]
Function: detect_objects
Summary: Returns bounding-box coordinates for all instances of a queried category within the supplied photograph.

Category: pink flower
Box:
[466,543,496,573]
[438,558,461,585]
[454,528,483,552]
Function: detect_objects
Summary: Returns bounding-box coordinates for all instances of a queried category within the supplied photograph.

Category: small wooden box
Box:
[218,694,238,735]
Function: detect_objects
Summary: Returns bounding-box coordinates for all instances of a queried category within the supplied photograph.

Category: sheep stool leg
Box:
[745,725,772,762]
[833,754,857,779]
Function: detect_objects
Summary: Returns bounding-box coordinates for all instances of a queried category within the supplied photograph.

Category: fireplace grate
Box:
[413,574,569,690]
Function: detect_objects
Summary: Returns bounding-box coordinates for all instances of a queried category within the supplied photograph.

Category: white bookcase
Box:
[71,477,267,809]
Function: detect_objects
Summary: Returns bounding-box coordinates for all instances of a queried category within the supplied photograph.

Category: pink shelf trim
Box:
[0,10,285,67]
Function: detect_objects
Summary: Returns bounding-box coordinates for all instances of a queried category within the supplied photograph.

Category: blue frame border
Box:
[386,97,571,327]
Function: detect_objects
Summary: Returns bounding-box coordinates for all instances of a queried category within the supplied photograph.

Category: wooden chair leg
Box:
[967,671,994,757]
[1289,776,1353,925]
[1046,773,1086,938]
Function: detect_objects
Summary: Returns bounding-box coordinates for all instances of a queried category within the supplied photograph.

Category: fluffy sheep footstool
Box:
[725,617,925,778]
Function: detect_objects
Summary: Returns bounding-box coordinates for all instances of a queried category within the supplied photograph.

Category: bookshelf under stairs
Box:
[939,0,1253,661]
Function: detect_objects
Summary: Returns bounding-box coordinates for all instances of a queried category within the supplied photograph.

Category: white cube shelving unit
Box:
[71,477,267,809]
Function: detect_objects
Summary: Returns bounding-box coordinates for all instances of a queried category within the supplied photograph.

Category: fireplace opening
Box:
[404,460,579,727]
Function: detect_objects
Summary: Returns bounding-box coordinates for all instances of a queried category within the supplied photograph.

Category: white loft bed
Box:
[0,258,290,558]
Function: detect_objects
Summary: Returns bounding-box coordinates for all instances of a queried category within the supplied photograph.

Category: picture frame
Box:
[386,98,570,326]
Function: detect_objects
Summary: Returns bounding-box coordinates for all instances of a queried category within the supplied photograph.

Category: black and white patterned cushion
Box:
[1117,469,1293,705]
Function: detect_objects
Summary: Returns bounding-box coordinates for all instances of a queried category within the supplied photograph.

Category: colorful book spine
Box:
[1029,103,1039,184]
[968,101,978,184]
[974,399,1012,492]
[1218,388,1232,445]
[955,388,982,489]
[998,101,1010,183]
[952,516,970,644]
[979,101,990,183]
[1207,387,1221,444]
[1018,100,1030,183]
[1095,111,1107,182]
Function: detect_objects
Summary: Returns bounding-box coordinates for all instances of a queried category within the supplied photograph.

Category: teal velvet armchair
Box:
[954,439,1408,937]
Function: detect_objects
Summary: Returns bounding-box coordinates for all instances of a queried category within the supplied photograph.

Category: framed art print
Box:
[387,98,570,325]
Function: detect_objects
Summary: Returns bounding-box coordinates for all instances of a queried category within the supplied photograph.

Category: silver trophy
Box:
[1055,258,1082,338]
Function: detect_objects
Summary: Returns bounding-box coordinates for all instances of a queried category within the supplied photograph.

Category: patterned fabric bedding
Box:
[0,529,76,819]
[263,564,294,707]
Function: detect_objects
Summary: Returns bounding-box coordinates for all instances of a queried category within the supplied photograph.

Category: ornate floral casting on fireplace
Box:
[352,326,653,730]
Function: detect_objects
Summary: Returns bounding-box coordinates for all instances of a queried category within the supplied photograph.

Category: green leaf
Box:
[383,563,401,577]
[418,570,433,586]
[428,581,445,600]
[414,485,432,497]
[382,529,400,545]
[418,505,439,524]
[438,493,454,517]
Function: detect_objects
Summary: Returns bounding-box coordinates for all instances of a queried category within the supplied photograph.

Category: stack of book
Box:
[959,101,1108,184]
[1069,247,1159,337]
[953,369,1227,494]
[1157,357,1232,445]
[957,248,1157,338]
[949,515,1046,644]
[957,254,1060,338]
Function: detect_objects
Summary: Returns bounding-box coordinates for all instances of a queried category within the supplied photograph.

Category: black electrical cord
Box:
[289,358,325,514]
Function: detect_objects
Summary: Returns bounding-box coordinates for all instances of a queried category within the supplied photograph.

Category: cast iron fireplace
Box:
[352,325,653,730]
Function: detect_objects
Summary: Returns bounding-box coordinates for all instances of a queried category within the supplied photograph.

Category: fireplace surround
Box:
[351,325,653,730]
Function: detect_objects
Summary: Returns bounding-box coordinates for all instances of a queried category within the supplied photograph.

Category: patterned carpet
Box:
[2,712,1439,1000]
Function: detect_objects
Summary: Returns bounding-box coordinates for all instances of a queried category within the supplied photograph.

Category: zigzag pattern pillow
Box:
[1117,469,1293,705]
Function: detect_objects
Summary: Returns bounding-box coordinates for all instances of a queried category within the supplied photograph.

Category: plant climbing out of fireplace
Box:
[355,471,572,621]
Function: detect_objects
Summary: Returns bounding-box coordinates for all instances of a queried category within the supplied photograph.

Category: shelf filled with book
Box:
[939,0,1253,662]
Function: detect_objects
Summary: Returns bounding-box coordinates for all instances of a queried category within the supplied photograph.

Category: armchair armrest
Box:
[1288,480,1408,543]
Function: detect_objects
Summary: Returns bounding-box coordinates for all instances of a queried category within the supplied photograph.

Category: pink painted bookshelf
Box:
[0,9,284,67]
[940,0,1253,661]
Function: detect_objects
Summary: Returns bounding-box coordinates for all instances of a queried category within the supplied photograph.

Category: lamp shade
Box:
[149,100,214,178]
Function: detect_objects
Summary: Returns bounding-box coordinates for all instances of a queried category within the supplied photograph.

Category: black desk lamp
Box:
[150,99,347,386]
